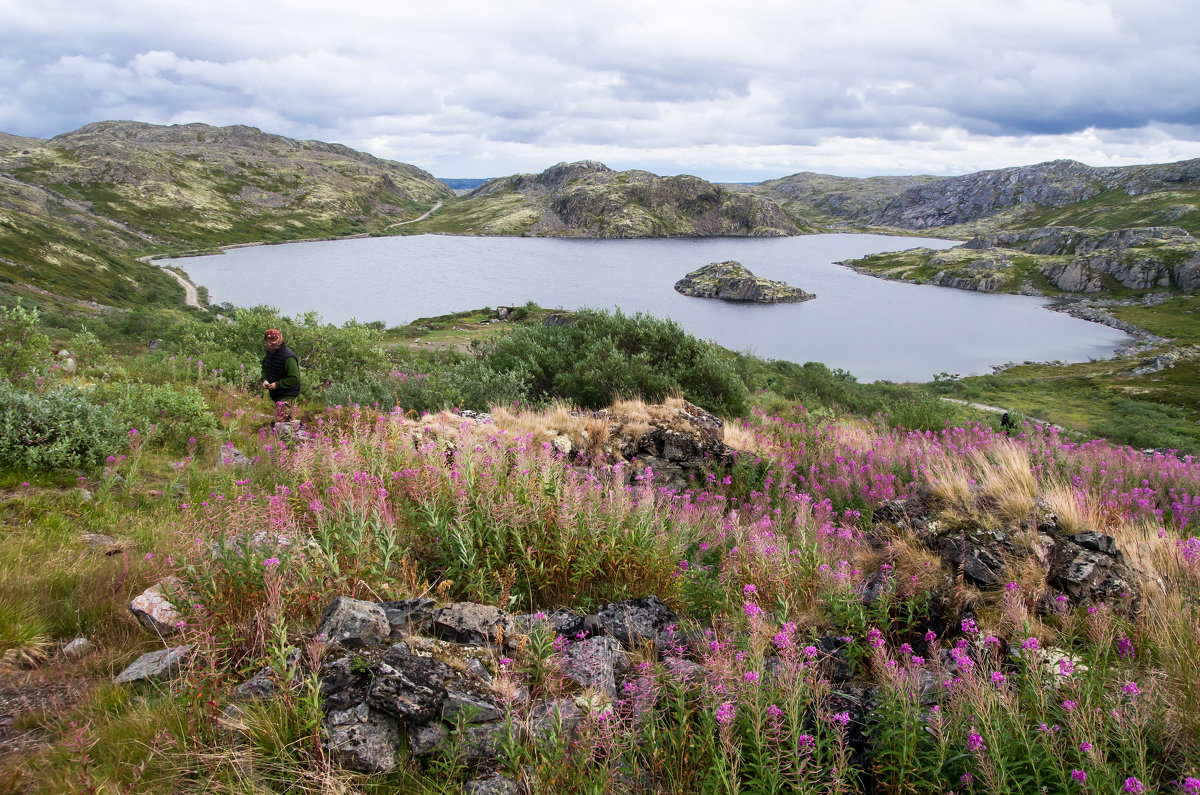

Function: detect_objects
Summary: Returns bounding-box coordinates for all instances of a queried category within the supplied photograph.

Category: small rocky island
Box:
[673,261,815,303]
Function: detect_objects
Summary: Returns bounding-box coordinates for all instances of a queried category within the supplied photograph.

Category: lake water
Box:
[166,234,1131,383]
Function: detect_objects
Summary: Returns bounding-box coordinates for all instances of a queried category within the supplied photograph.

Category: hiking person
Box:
[261,328,300,422]
[1000,412,1017,433]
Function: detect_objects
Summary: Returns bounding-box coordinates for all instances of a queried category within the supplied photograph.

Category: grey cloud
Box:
[2,0,1200,178]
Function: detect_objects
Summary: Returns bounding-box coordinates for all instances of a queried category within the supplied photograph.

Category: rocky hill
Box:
[870,158,1200,231]
[748,159,1200,236]
[407,161,807,237]
[3,121,452,247]
[0,121,453,307]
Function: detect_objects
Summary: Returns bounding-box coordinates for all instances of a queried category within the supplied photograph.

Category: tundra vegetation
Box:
[0,298,1197,795]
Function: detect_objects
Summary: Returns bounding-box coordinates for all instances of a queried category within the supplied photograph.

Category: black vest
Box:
[262,343,301,398]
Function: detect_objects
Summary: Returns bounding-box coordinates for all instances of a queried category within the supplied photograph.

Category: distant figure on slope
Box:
[1000,412,1017,433]
[261,328,301,422]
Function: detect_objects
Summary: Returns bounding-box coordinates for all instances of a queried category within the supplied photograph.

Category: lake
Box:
[165,234,1131,383]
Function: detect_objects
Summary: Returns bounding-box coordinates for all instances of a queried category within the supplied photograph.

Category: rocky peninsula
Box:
[673,261,815,303]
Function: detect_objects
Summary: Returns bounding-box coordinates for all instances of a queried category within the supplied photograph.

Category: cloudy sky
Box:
[3,0,1199,181]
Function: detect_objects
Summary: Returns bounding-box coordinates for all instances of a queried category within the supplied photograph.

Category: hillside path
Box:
[386,201,442,228]
[162,267,200,308]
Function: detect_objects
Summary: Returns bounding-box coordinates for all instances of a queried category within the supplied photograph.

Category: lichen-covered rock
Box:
[380,597,436,637]
[674,261,814,303]
[114,645,193,684]
[408,720,449,757]
[317,596,390,648]
[442,689,503,724]
[559,636,625,698]
[367,644,453,724]
[322,702,402,773]
[62,636,93,660]
[217,444,252,467]
[433,603,516,646]
[234,669,282,701]
[465,774,520,795]
[597,596,679,653]
[513,609,585,639]
[129,578,183,636]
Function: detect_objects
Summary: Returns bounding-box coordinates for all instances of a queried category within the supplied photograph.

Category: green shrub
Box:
[483,308,748,416]
[0,300,51,381]
[0,382,126,471]
[326,356,528,414]
[749,360,963,432]
[1091,397,1196,452]
[91,381,217,451]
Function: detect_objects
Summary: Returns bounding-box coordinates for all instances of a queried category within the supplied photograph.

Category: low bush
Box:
[483,308,748,416]
[0,300,51,381]
[748,359,963,431]
[324,356,528,414]
[91,381,217,451]
[0,382,126,471]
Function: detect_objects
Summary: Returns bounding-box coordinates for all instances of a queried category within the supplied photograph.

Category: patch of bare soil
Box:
[0,669,93,762]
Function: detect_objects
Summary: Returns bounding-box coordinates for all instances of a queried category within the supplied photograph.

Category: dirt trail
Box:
[386,201,443,228]
[162,267,200,308]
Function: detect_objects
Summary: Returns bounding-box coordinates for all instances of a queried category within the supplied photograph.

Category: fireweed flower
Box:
[264,557,280,568]
[1080,741,1093,753]
[1022,637,1040,651]
[1182,777,1200,794]
[961,773,974,786]
[744,671,760,685]
[743,601,763,619]
[831,711,851,726]
[1072,770,1087,783]
[961,618,979,634]
[1063,700,1078,711]
[743,584,758,596]
[1117,636,1135,657]
[715,701,736,725]
[1123,681,1141,696]
[967,732,986,753]
[1123,777,1145,793]
[1059,659,1076,677]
